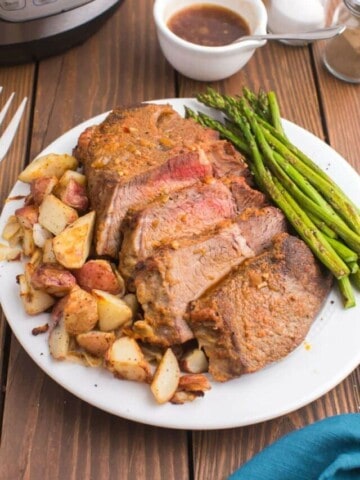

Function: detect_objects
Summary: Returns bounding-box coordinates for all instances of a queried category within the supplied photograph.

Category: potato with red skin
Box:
[18,153,78,183]
[56,178,89,212]
[51,285,98,335]
[29,176,58,206]
[18,263,55,315]
[150,348,180,404]
[72,259,125,295]
[52,210,94,268]
[180,348,209,374]
[42,238,57,263]
[30,263,76,296]
[170,374,211,404]
[22,227,36,257]
[105,337,152,382]
[48,312,70,360]
[39,194,79,236]
[76,331,115,357]
[15,205,39,229]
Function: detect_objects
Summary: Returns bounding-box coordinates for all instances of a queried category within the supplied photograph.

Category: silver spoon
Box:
[232,25,346,44]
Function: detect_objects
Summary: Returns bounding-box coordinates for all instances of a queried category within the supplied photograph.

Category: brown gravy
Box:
[167,4,250,47]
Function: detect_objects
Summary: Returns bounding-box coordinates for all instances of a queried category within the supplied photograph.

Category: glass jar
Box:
[323,0,360,83]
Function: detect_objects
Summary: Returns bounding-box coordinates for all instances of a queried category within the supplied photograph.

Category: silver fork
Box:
[0,87,28,164]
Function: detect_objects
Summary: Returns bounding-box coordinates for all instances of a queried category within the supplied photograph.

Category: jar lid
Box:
[344,0,360,16]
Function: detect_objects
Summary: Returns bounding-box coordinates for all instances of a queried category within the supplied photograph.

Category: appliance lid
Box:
[0,0,124,65]
[0,0,123,44]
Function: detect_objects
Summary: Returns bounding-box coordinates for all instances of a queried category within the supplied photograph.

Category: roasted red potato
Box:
[52,211,95,269]
[29,176,58,206]
[180,348,209,374]
[76,330,116,357]
[15,205,39,229]
[52,285,98,335]
[48,310,70,360]
[72,259,125,295]
[171,374,211,404]
[18,263,55,315]
[150,348,180,404]
[56,178,89,212]
[38,194,78,236]
[18,153,78,183]
[30,263,76,296]
[93,289,133,331]
[105,337,152,382]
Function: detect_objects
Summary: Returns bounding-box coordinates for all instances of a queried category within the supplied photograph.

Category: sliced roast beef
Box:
[188,233,333,382]
[119,177,267,282]
[119,179,235,281]
[74,103,249,257]
[75,104,219,176]
[96,150,214,257]
[225,176,267,211]
[133,206,287,346]
[202,140,250,179]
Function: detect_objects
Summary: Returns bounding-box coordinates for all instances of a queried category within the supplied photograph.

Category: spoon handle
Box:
[235,25,346,44]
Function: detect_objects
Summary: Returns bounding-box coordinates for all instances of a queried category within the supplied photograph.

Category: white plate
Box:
[0,98,359,430]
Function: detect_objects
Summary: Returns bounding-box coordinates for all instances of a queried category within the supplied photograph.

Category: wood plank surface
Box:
[312,42,360,170]
[0,64,35,427]
[0,1,359,479]
[178,39,360,480]
[0,2,189,479]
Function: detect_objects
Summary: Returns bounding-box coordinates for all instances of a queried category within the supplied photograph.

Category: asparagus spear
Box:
[242,87,260,113]
[185,107,250,154]
[234,111,350,279]
[351,266,360,290]
[338,276,356,308]
[325,236,358,264]
[197,88,360,235]
[257,118,360,235]
[307,211,338,239]
[257,90,271,123]
[193,88,359,304]
[239,101,360,253]
[196,88,228,112]
[272,176,350,278]
[348,262,359,274]
[267,91,285,136]
[271,150,345,225]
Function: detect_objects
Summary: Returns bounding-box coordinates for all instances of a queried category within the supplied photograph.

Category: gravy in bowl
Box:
[167,4,250,46]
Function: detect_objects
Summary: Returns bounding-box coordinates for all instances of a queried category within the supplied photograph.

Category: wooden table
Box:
[0,1,359,478]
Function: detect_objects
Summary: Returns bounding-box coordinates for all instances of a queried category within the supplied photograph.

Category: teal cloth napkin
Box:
[229,414,360,480]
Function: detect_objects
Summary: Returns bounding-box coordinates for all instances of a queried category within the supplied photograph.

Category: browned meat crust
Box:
[133,206,287,346]
[74,104,249,257]
[188,233,333,381]
[119,178,267,283]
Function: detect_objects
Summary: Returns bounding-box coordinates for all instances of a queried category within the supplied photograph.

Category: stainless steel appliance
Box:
[0,0,124,65]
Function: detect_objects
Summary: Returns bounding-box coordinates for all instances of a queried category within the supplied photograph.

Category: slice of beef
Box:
[202,140,250,180]
[95,149,213,257]
[74,103,249,257]
[225,176,268,211]
[75,104,219,177]
[188,233,333,382]
[119,179,235,281]
[119,177,267,282]
[133,206,287,346]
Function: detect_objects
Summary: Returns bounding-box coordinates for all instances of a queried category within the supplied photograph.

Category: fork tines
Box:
[0,86,28,163]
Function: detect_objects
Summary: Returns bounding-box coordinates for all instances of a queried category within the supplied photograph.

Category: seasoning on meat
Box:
[73,104,249,258]
[188,233,333,381]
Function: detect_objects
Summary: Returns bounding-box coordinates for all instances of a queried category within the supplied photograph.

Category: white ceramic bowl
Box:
[153,0,268,82]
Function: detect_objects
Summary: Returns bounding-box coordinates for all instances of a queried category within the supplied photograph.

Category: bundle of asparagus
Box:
[185,87,360,308]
